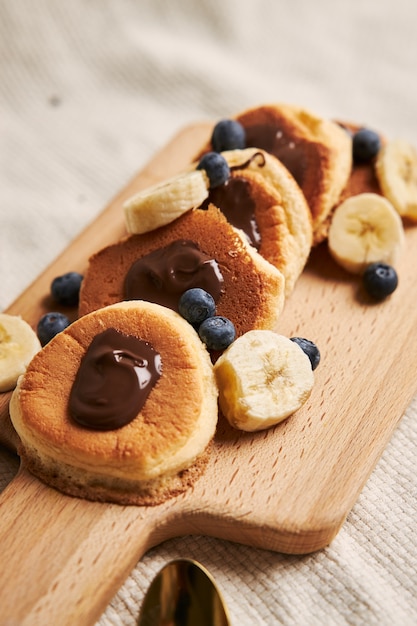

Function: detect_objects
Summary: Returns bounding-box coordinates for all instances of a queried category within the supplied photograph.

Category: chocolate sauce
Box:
[198,152,266,249]
[69,328,161,430]
[124,240,224,310]
[229,151,266,172]
[243,124,308,187]
[200,177,261,249]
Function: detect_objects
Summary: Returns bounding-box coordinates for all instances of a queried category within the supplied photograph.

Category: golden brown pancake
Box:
[337,122,384,200]
[314,121,385,239]
[200,103,352,245]
[79,205,286,338]
[10,301,219,505]
[207,148,313,295]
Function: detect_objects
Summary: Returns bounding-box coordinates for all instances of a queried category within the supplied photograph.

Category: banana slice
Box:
[328,193,405,274]
[0,313,41,392]
[124,170,209,234]
[375,139,417,221]
[213,330,314,432]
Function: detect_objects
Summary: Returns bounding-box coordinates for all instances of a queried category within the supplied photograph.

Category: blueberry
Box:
[178,288,216,326]
[198,316,236,351]
[362,262,398,300]
[290,337,321,370]
[211,119,246,152]
[352,128,381,162]
[37,312,70,345]
[51,272,83,306]
[197,152,230,188]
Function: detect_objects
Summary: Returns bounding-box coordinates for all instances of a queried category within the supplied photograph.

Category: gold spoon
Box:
[137,558,231,625]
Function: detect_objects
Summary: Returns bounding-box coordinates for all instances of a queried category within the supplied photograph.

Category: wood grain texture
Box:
[1,122,417,625]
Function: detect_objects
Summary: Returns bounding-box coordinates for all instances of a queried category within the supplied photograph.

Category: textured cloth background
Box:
[1,1,417,624]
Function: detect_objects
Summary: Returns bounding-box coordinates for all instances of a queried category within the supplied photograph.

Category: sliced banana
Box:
[213,330,314,432]
[328,193,405,274]
[375,139,417,221]
[124,170,209,234]
[0,313,41,392]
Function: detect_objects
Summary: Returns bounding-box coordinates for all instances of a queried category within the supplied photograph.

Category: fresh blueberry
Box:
[290,337,321,370]
[198,316,236,351]
[362,262,398,300]
[352,128,381,162]
[51,272,83,306]
[37,312,70,345]
[178,288,216,326]
[211,119,246,152]
[197,152,230,188]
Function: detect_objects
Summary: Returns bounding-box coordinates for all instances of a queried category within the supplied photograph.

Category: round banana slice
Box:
[0,313,41,392]
[124,170,209,234]
[213,330,314,432]
[328,193,405,274]
[375,139,417,221]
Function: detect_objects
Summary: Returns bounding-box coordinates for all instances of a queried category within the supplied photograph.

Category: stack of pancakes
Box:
[11,102,368,506]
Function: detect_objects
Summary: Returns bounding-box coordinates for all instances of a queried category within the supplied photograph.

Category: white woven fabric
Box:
[1,1,417,624]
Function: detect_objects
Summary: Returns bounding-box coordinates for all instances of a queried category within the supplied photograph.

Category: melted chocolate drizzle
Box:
[124,240,224,311]
[69,328,161,430]
[199,151,266,249]
[243,124,307,187]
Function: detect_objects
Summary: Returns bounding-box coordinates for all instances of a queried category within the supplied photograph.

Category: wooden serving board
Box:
[1,122,417,626]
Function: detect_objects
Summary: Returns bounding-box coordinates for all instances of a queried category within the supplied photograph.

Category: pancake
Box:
[10,301,219,505]
[235,104,353,243]
[314,122,385,239]
[337,122,384,200]
[200,103,352,245]
[200,148,313,295]
[79,205,286,338]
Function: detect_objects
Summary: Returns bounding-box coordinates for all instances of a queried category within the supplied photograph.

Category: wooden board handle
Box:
[0,124,215,625]
[0,467,180,625]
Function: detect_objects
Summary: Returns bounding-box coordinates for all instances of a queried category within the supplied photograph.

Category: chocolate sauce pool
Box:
[242,123,308,188]
[124,239,224,311]
[69,328,161,430]
[200,176,261,249]
[199,150,268,249]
